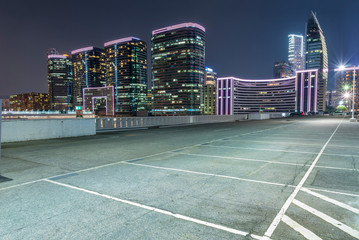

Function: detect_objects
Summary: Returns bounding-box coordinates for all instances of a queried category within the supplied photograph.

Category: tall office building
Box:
[288,34,304,71]
[305,12,328,112]
[47,53,73,111]
[273,61,294,78]
[152,22,205,115]
[71,47,106,107]
[104,37,148,116]
[203,67,217,115]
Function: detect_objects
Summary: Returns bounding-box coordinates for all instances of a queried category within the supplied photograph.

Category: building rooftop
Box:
[104,37,141,47]
[152,22,205,35]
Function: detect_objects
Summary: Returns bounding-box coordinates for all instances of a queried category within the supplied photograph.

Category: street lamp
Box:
[335,65,358,122]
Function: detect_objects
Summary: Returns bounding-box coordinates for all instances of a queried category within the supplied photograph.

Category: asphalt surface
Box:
[0,117,358,240]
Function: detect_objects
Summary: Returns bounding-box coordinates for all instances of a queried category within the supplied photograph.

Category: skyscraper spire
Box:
[305,11,328,112]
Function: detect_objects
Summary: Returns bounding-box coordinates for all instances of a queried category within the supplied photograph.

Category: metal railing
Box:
[96,115,248,131]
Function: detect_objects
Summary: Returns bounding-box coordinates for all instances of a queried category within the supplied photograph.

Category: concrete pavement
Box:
[0,117,358,239]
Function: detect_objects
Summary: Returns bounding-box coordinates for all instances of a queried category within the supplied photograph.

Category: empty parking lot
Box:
[0,117,358,239]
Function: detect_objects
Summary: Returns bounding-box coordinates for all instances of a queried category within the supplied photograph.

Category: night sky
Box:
[1,0,359,97]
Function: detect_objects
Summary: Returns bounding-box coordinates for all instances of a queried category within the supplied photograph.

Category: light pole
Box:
[335,65,358,122]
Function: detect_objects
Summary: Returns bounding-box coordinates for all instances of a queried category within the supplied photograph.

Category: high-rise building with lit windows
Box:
[151,22,205,115]
[47,53,73,111]
[104,37,147,116]
[305,12,328,112]
[203,67,217,115]
[71,47,106,107]
[288,34,304,71]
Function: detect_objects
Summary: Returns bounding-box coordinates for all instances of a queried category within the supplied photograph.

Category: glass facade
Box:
[104,37,147,116]
[203,67,217,115]
[47,54,73,111]
[305,12,328,112]
[288,34,305,71]
[71,47,106,107]
[151,23,205,115]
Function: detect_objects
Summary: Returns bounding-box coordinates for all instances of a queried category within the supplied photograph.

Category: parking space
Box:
[0,117,358,239]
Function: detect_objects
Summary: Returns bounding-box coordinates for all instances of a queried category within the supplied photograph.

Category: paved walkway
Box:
[0,118,358,239]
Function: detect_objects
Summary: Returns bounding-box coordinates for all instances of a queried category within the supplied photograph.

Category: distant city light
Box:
[205,67,213,72]
[338,65,346,71]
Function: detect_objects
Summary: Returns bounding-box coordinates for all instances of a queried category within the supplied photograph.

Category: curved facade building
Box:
[217,69,318,115]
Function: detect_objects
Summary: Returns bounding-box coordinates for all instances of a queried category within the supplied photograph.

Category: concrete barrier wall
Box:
[248,113,270,120]
[96,115,248,131]
[1,119,96,143]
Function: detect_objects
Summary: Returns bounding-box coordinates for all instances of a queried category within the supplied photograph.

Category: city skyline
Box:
[1,0,359,97]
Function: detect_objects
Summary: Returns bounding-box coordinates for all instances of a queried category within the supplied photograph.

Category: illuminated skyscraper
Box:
[288,34,304,71]
[203,67,217,115]
[305,12,328,111]
[152,23,205,115]
[71,47,106,107]
[47,53,73,111]
[104,37,147,116]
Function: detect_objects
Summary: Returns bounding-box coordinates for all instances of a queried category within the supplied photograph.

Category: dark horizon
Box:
[1,0,359,97]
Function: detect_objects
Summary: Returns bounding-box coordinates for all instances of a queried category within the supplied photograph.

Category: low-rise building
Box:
[1,99,10,111]
[10,93,50,111]
[83,86,114,116]
[217,69,318,115]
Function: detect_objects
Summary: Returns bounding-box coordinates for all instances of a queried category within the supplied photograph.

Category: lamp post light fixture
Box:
[335,65,358,122]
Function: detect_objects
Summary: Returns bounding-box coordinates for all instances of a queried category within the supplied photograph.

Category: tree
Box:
[336,105,347,112]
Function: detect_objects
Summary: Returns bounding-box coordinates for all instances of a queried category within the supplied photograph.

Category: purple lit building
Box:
[83,86,114,116]
[217,69,318,115]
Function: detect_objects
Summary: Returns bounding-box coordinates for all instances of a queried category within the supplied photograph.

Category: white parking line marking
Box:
[202,144,317,155]
[222,139,324,147]
[327,144,359,149]
[261,119,343,240]
[306,187,359,197]
[281,215,322,240]
[293,199,359,238]
[237,136,326,142]
[177,152,305,167]
[122,162,289,187]
[202,144,359,158]
[44,179,263,240]
[176,152,357,172]
[301,188,359,214]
